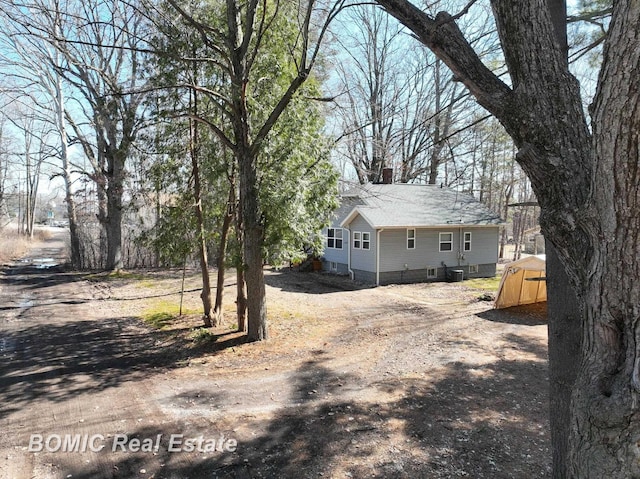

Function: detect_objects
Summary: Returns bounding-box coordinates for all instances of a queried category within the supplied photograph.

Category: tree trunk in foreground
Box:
[212,186,234,327]
[546,242,582,478]
[375,0,640,476]
[234,195,247,332]
[238,145,267,341]
[541,4,583,477]
[570,5,640,475]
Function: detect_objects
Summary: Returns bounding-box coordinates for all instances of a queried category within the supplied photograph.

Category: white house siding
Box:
[321,226,349,273]
[378,226,499,276]
[346,215,377,273]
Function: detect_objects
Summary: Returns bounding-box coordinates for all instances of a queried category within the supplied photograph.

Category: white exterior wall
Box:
[346,216,376,273]
[379,226,499,273]
[321,226,348,265]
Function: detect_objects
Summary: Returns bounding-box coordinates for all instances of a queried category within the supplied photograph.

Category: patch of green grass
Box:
[464,275,501,291]
[108,270,147,280]
[190,327,218,344]
[142,299,197,329]
[144,311,175,328]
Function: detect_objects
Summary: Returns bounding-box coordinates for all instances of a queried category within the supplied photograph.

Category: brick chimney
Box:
[382,167,393,184]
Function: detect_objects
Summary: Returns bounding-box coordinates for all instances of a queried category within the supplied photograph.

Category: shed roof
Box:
[339,183,503,228]
[494,255,547,309]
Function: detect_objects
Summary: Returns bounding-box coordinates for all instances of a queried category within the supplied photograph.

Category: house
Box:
[322,182,503,285]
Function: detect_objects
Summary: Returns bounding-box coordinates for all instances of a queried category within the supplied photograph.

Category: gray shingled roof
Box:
[339,184,503,228]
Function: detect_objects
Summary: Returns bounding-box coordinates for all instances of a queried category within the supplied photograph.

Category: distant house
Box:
[321,182,503,285]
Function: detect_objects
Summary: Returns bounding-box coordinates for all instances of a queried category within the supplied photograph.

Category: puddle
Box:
[17,257,60,269]
[33,258,58,269]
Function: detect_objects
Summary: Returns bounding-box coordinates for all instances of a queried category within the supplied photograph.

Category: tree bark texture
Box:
[105,154,125,271]
[570,3,640,476]
[546,241,582,478]
[235,195,247,332]
[541,3,581,477]
[226,0,268,341]
[375,0,640,476]
[213,185,235,327]
[238,143,268,341]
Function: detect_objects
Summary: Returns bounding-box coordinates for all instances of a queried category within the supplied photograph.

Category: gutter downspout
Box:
[376,228,384,286]
[458,227,464,266]
[346,228,354,280]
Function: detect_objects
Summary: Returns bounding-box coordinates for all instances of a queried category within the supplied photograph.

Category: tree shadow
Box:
[2,265,89,290]
[53,333,550,478]
[265,269,375,295]
[476,302,547,326]
[0,314,249,420]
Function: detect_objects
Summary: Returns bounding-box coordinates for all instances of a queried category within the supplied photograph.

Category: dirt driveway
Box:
[0,232,550,478]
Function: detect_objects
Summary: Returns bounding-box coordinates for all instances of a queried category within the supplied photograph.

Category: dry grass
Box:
[0,230,30,264]
[0,226,53,263]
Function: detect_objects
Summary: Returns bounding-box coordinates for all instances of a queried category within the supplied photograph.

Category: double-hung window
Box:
[353,232,361,249]
[439,232,453,252]
[464,232,472,252]
[407,229,416,249]
[353,232,371,250]
[327,228,343,249]
[362,232,371,250]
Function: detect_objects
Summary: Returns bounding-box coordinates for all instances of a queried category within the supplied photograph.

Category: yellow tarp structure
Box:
[494,255,547,309]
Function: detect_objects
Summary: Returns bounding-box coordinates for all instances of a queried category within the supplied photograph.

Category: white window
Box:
[439,232,453,252]
[330,262,338,272]
[464,232,472,252]
[327,228,343,249]
[362,232,371,250]
[427,266,438,278]
[407,229,416,249]
[353,231,361,249]
[469,264,479,274]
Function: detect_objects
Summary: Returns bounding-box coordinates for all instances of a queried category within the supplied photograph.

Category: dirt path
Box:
[0,233,551,478]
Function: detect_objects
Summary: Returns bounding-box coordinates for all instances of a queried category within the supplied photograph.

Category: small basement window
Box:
[469,264,479,274]
[427,266,438,278]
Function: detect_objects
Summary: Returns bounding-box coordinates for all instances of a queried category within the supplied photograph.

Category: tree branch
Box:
[375,0,513,121]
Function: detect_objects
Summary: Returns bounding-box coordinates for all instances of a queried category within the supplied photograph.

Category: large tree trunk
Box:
[375,0,640,476]
[105,162,124,271]
[238,145,267,341]
[234,193,247,332]
[569,4,640,475]
[546,241,582,478]
[540,3,583,477]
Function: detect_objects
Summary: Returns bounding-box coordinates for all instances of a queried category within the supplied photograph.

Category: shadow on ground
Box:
[0,312,248,420]
[56,333,550,478]
[477,302,547,326]
[265,269,375,295]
